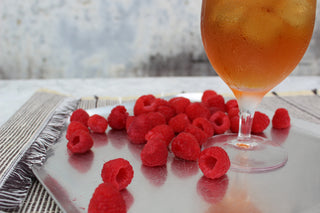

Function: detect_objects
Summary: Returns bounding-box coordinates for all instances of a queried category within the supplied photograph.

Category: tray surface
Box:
[33,93,320,213]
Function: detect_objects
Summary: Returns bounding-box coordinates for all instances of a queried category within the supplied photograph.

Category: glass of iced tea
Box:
[201,0,316,172]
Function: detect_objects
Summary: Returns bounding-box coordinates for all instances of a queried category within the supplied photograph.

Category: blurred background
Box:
[0,0,319,79]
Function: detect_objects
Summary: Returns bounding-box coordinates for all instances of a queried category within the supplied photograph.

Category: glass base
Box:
[202,133,288,173]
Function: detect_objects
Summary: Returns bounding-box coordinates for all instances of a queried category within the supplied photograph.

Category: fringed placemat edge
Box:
[0,97,79,210]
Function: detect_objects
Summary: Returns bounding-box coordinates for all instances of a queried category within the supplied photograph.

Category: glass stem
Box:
[237,96,262,142]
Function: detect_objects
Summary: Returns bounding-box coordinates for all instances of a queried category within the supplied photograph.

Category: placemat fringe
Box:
[0,98,78,210]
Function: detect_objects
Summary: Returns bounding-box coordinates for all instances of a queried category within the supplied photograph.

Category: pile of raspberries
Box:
[65,90,291,213]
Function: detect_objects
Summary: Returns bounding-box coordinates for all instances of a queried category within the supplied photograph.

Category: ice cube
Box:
[211,0,246,32]
[241,8,283,44]
[275,0,314,28]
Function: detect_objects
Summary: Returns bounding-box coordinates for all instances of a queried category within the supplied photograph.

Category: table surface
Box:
[1,76,320,126]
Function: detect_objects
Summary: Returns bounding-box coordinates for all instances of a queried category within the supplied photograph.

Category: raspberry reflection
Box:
[197,175,229,204]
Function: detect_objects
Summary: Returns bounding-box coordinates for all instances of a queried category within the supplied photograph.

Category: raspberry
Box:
[127,114,150,144]
[108,105,129,130]
[67,130,93,154]
[168,113,191,133]
[230,116,239,133]
[192,117,214,137]
[184,125,208,146]
[201,90,218,104]
[145,124,175,146]
[156,105,176,122]
[225,99,238,113]
[66,121,89,140]
[171,132,201,161]
[88,183,126,213]
[101,158,134,191]
[185,102,211,121]
[70,108,89,126]
[251,111,270,134]
[227,107,239,118]
[126,116,134,131]
[141,137,168,167]
[133,94,157,116]
[209,111,230,135]
[198,147,230,179]
[169,97,191,114]
[145,112,167,129]
[88,114,108,133]
[272,108,290,129]
[205,95,226,113]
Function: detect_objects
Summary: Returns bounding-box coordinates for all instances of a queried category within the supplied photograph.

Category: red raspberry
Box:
[66,121,89,140]
[88,114,108,133]
[272,108,291,129]
[141,137,168,167]
[107,105,129,130]
[251,111,270,134]
[171,132,201,161]
[169,97,191,114]
[185,102,211,121]
[133,94,157,116]
[145,112,167,129]
[209,111,230,135]
[126,116,134,131]
[184,125,208,146]
[201,90,218,104]
[230,116,239,133]
[88,183,126,213]
[205,95,226,113]
[198,147,230,179]
[127,114,150,144]
[192,117,214,137]
[168,113,191,133]
[228,107,239,118]
[101,158,134,191]
[156,105,176,123]
[225,99,238,113]
[67,130,93,154]
[70,108,89,126]
[145,124,175,146]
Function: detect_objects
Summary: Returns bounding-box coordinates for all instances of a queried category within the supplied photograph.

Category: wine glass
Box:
[201,0,316,172]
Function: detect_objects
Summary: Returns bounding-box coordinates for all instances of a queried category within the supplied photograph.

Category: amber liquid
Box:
[201,0,316,99]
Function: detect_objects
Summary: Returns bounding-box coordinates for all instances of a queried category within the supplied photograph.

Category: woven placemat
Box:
[1,89,320,213]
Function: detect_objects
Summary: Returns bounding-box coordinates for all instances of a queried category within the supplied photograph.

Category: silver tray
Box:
[33,93,320,213]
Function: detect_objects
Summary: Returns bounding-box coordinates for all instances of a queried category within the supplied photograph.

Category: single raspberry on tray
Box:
[251,111,270,134]
[225,99,238,113]
[171,132,201,161]
[108,105,129,130]
[272,108,291,129]
[184,124,208,146]
[125,116,134,131]
[145,112,167,129]
[198,146,230,179]
[201,90,218,104]
[133,94,157,116]
[192,117,214,137]
[66,121,90,140]
[169,97,191,114]
[67,130,93,154]
[185,102,211,121]
[205,94,226,113]
[127,114,150,144]
[227,107,240,118]
[70,108,90,126]
[101,158,134,191]
[168,113,191,133]
[145,124,175,146]
[156,104,176,123]
[141,137,168,167]
[88,183,126,213]
[209,111,230,135]
[88,114,109,133]
[230,116,239,133]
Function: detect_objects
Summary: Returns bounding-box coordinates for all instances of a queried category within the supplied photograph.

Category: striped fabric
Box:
[1,89,320,212]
